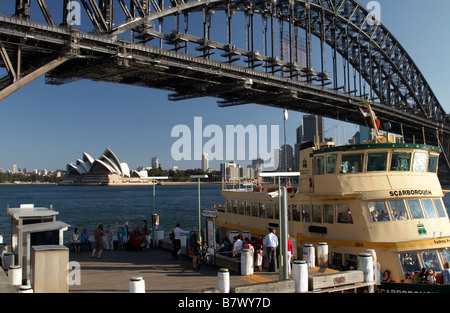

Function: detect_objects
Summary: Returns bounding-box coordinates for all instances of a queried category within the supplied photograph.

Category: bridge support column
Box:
[0,56,71,102]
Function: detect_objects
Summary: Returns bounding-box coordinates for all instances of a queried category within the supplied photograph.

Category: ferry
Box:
[216,135,450,293]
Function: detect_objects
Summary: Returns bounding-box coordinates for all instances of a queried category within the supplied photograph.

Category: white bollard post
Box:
[358,253,374,293]
[18,285,33,293]
[317,242,328,268]
[302,244,315,269]
[0,235,3,243]
[2,252,14,270]
[292,260,308,293]
[241,249,254,276]
[8,265,22,286]
[129,276,145,293]
[217,268,230,293]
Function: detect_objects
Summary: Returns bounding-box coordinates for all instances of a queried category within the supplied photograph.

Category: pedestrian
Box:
[171,223,190,259]
[232,235,243,258]
[263,228,278,272]
[72,228,81,253]
[444,262,450,285]
[189,228,202,270]
[287,235,293,275]
[117,227,125,250]
[91,224,105,259]
[142,220,151,249]
[80,227,92,252]
[105,225,114,250]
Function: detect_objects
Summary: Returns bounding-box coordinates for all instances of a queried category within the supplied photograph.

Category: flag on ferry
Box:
[360,108,381,131]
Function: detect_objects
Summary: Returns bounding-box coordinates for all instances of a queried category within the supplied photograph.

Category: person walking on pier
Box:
[92,224,105,259]
[171,223,190,260]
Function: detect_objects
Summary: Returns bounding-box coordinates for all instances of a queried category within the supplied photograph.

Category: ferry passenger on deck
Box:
[443,262,450,285]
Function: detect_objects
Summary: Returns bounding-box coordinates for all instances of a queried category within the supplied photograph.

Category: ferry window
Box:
[428,155,439,173]
[340,154,364,174]
[367,152,388,172]
[432,199,448,218]
[251,203,259,217]
[314,156,325,175]
[231,200,238,214]
[421,250,442,273]
[259,204,266,218]
[326,154,337,174]
[407,199,425,219]
[267,203,274,219]
[345,254,358,270]
[412,152,428,172]
[331,252,343,270]
[388,199,409,220]
[399,252,421,276]
[421,199,438,219]
[287,204,292,221]
[245,201,251,216]
[323,204,334,224]
[292,204,301,222]
[336,203,353,224]
[312,204,322,223]
[301,204,310,222]
[390,152,412,171]
[238,201,245,215]
[439,249,450,264]
[368,201,390,222]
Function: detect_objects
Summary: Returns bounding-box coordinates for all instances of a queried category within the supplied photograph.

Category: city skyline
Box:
[0,1,449,172]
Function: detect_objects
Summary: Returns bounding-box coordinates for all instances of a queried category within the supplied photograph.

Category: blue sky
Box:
[0,0,449,172]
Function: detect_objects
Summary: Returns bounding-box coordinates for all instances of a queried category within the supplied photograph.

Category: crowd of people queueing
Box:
[216,227,293,273]
[71,220,152,258]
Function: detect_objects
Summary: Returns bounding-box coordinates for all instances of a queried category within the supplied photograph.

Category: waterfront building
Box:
[202,153,209,172]
[152,157,159,169]
[62,148,152,185]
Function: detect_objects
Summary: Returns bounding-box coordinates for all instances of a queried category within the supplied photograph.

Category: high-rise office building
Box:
[201,153,209,171]
[151,157,159,169]
[303,115,324,143]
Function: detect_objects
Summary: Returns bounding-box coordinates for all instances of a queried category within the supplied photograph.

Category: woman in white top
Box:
[72,228,81,253]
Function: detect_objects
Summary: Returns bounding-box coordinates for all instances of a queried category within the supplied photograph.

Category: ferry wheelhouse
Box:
[217,139,450,292]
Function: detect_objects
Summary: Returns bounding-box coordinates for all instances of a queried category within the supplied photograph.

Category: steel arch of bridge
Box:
[1,0,450,177]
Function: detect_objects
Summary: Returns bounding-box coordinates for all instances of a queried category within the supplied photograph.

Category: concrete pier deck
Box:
[68,246,278,293]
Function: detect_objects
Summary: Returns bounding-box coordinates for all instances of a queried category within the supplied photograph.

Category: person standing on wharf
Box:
[263,228,279,272]
[172,223,190,260]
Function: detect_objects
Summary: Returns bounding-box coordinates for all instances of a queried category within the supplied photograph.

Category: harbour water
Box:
[0,184,224,244]
[1,183,450,245]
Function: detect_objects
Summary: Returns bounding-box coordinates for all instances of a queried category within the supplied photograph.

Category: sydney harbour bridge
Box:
[1,0,450,181]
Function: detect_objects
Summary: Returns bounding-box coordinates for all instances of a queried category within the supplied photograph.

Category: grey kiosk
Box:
[7,204,69,287]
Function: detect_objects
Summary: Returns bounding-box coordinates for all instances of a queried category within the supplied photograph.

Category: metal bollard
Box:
[217,268,230,293]
[292,260,308,293]
[129,276,145,293]
[241,249,254,276]
[358,253,374,293]
[302,244,315,269]
[8,265,22,286]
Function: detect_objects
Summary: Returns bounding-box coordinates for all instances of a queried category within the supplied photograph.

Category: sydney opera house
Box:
[61,148,150,185]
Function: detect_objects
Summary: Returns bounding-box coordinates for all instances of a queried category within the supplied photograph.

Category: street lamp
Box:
[140,176,168,247]
[190,174,208,241]
[259,172,300,281]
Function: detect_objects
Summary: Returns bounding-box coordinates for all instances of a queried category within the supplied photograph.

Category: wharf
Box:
[68,245,279,293]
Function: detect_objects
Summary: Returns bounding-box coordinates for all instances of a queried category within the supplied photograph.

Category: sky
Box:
[0,0,449,172]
